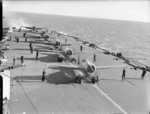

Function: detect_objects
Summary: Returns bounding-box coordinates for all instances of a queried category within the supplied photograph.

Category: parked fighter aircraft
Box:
[32,38,71,50]
[24,29,61,41]
[51,47,75,62]
[18,26,48,33]
[47,59,126,84]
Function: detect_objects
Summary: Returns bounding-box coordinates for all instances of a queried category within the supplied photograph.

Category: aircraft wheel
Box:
[78,77,83,84]
[91,77,96,84]
[75,76,82,84]
[58,57,63,62]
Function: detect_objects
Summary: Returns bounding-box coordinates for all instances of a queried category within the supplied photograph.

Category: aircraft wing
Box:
[24,26,33,29]
[96,65,127,69]
[31,40,52,45]
[37,27,47,30]
[72,51,98,54]
[27,35,42,38]
[46,63,80,70]
[61,44,71,46]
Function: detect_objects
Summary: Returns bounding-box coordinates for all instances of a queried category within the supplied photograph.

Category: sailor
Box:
[42,69,46,82]
[93,54,96,62]
[24,32,27,37]
[29,42,33,54]
[16,37,19,43]
[65,38,67,43]
[15,36,17,42]
[31,47,33,54]
[9,35,12,41]
[36,50,39,60]
[77,54,80,65]
[20,55,24,65]
[25,37,28,42]
[23,32,26,37]
[13,56,16,65]
[141,68,146,80]
[122,68,126,81]
[80,45,83,52]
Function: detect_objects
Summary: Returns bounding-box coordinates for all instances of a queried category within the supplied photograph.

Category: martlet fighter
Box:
[24,30,59,41]
[47,59,126,84]
[18,26,48,33]
[32,38,71,50]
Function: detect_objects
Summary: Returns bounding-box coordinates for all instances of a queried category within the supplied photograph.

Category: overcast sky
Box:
[3,1,150,22]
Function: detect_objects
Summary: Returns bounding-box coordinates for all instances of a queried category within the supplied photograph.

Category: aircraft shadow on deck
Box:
[33,45,51,51]
[14,68,76,84]
[24,53,59,62]
[46,68,76,84]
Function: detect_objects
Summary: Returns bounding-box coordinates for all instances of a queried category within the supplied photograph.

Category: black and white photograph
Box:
[1,0,150,114]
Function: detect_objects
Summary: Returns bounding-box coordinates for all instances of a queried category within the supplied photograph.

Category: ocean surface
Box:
[3,11,150,65]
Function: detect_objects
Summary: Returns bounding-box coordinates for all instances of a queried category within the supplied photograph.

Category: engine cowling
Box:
[58,55,64,62]
[66,49,73,57]
[55,41,61,47]
[44,35,49,41]
[87,64,96,74]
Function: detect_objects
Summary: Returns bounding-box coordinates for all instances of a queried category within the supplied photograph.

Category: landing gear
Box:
[75,75,83,84]
[91,77,96,84]
[57,56,64,62]
[91,76,100,84]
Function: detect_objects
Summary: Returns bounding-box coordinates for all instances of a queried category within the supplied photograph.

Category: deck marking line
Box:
[125,79,135,86]
[92,84,128,114]
[68,63,128,113]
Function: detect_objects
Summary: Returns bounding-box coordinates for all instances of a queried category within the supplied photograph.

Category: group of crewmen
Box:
[121,67,147,81]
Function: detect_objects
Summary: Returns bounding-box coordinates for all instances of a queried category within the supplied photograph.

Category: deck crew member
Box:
[42,69,46,82]
[141,68,146,80]
[13,56,16,65]
[29,42,33,54]
[23,32,27,37]
[93,54,96,62]
[36,50,39,60]
[20,55,24,65]
[122,68,126,81]
[65,38,67,43]
[80,45,83,52]
[25,37,28,42]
